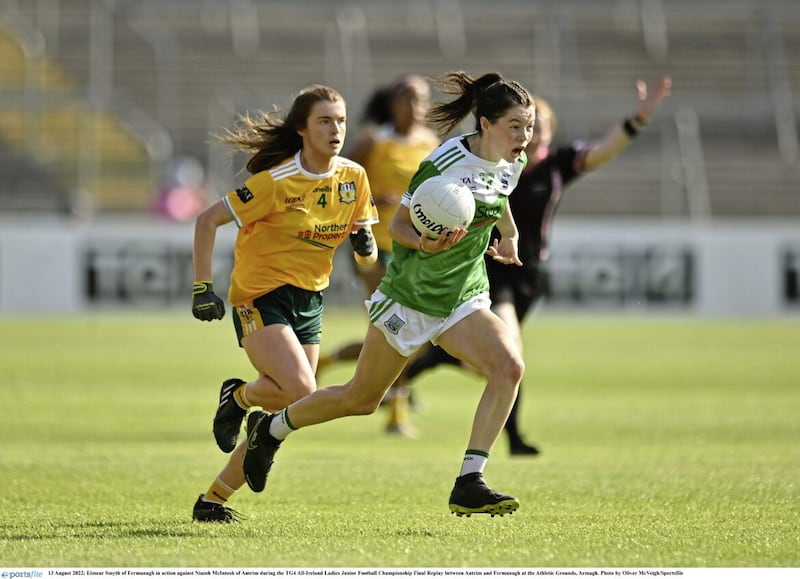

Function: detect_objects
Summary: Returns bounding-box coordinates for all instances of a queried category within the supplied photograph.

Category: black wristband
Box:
[623,118,639,138]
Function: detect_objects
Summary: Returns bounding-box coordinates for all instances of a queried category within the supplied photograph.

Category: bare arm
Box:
[583,75,672,171]
[486,205,522,266]
[193,199,234,281]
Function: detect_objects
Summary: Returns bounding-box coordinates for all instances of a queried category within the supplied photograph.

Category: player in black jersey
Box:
[391,76,672,455]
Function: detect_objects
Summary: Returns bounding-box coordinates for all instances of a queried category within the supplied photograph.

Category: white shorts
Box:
[365,290,491,357]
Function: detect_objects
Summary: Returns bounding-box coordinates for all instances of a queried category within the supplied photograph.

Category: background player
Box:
[316,75,439,435]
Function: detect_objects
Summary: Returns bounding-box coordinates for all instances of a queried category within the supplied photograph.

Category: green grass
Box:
[1,310,798,567]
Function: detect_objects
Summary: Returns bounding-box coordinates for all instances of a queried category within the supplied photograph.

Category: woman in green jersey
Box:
[243,71,536,517]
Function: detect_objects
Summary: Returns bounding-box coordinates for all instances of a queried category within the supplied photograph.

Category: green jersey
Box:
[379,135,527,317]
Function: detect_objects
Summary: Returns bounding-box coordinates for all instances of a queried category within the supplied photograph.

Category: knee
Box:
[283,378,316,404]
[338,385,383,417]
[253,375,315,405]
[342,397,381,417]
[511,354,525,384]
[487,350,525,388]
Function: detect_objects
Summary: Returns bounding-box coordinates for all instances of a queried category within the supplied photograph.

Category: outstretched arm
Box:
[583,75,672,171]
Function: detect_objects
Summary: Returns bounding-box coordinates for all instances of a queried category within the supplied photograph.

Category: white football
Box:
[409,175,475,240]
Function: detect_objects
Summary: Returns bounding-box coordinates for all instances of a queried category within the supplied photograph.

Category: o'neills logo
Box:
[412,203,448,236]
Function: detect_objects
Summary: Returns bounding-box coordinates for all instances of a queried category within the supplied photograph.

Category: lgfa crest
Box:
[338,181,357,204]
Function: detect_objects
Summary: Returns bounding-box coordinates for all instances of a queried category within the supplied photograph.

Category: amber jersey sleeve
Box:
[222,152,378,305]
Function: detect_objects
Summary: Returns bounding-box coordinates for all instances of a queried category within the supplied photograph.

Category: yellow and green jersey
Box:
[362,125,439,251]
[222,152,378,306]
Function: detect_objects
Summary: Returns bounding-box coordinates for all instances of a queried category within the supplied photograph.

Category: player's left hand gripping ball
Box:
[192,281,226,321]
[349,228,375,257]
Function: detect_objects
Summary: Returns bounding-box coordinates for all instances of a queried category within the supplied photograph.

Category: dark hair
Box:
[362,74,429,125]
[220,85,344,174]
[362,86,394,125]
[427,71,534,138]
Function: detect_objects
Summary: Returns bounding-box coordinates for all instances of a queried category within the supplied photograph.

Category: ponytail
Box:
[427,71,533,138]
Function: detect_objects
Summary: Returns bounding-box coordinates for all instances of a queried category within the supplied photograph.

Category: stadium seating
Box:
[0,0,798,216]
[0,18,158,215]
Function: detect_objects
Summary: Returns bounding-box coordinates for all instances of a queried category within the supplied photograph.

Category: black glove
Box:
[349,228,375,257]
[192,281,225,321]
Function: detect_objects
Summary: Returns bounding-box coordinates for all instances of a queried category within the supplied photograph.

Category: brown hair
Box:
[362,74,430,125]
[220,85,345,174]
[426,71,534,138]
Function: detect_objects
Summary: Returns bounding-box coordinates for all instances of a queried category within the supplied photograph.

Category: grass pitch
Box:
[0,309,798,567]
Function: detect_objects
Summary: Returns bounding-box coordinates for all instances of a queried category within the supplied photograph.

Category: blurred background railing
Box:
[0,0,798,219]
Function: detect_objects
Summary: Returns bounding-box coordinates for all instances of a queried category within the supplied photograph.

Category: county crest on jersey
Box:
[223,152,378,305]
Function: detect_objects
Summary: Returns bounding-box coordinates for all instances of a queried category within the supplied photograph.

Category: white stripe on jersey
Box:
[222,196,242,227]
[270,159,300,181]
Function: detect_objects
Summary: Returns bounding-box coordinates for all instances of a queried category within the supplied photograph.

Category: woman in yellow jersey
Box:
[349,75,439,290]
[317,75,439,434]
[190,85,378,522]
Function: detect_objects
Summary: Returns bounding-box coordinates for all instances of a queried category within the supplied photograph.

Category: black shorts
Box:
[232,285,323,347]
[486,259,550,322]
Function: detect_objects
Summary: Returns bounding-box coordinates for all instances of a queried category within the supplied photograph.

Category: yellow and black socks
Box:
[233,383,250,409]
[203,476,236,504]
[387,387,411,428]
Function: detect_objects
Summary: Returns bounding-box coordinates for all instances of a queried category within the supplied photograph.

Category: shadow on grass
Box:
[3,519,204,541]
